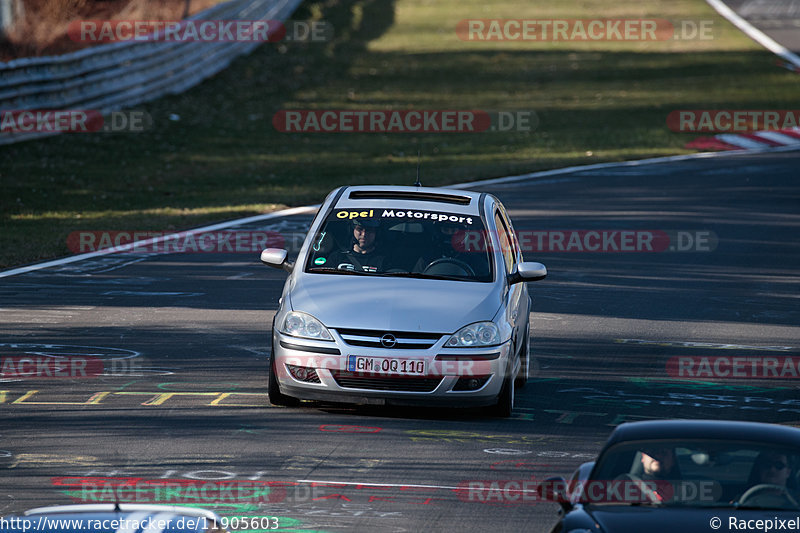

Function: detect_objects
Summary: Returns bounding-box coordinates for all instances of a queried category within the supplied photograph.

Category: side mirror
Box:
[508,262,547,284]
[539,476,571,512]
[260,248,293,273]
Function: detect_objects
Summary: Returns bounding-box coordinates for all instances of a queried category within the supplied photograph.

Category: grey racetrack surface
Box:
[722,0,800,53]
[1,150,799,532]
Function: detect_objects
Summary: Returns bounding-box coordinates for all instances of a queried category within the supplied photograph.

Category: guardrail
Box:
[0,0,302,145]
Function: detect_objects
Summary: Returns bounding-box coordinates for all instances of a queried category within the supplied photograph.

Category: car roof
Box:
[331,185,487,217]
[605,419,800,448]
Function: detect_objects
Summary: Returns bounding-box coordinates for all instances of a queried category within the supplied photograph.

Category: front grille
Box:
[335,328,442,350]
[330,370,442,392]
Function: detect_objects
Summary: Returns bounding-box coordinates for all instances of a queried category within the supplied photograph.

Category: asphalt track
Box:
[1,149,799,532]
[723,0,800,54]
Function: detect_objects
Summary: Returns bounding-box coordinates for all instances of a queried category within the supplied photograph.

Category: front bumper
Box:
[271,328,513,407]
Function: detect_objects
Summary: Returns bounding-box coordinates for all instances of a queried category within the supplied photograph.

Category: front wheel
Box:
[515,325,530,389]
[488,374,514,417]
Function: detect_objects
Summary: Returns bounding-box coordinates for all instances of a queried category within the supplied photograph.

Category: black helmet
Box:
[352,218,380,229]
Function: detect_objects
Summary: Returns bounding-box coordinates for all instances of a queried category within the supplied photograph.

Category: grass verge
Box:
[1,0,797,268]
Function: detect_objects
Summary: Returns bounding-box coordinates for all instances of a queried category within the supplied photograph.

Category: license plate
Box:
[347,356,426,376]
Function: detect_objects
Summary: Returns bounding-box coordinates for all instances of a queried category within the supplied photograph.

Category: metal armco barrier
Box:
[0,0,302,145]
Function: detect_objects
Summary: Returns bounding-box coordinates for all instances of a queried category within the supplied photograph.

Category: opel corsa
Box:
[260,185,546,416]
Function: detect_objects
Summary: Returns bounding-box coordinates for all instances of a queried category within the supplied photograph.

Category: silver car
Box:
[260,185,546,416]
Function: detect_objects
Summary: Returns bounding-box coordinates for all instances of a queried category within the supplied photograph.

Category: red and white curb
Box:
[686,127,800,151]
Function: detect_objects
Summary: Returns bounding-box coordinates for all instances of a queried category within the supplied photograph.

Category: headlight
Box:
[280,311,332,341]
[446,322,500,347]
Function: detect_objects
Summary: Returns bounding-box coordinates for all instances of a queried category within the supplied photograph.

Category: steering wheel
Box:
[613,473,662,504]
[737,484,800,508]
[422,257,476,277]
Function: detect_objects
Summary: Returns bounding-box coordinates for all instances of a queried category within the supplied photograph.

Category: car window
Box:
[304,207,493,281]
[497,205,521,254]
[493,211,516,274]
[587,439,800,508]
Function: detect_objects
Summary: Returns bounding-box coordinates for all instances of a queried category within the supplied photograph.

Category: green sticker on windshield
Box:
[314,257,327,265]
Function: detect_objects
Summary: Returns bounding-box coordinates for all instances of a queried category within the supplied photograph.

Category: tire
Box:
[268,346,299,407]
[489,374,515,418]
[515,325,530,390]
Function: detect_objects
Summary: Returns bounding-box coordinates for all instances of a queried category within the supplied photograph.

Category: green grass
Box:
[1,0,797,268]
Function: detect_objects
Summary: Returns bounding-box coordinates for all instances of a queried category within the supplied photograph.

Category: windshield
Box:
[304,207,493,282]
[580,439,800,509]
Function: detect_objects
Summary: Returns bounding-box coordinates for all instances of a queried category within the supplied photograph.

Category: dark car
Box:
[544,420,800,533]
[0,503,227,533]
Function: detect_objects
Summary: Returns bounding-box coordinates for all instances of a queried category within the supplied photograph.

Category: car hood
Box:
[288,273,503,332]
[585,505,793,532]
